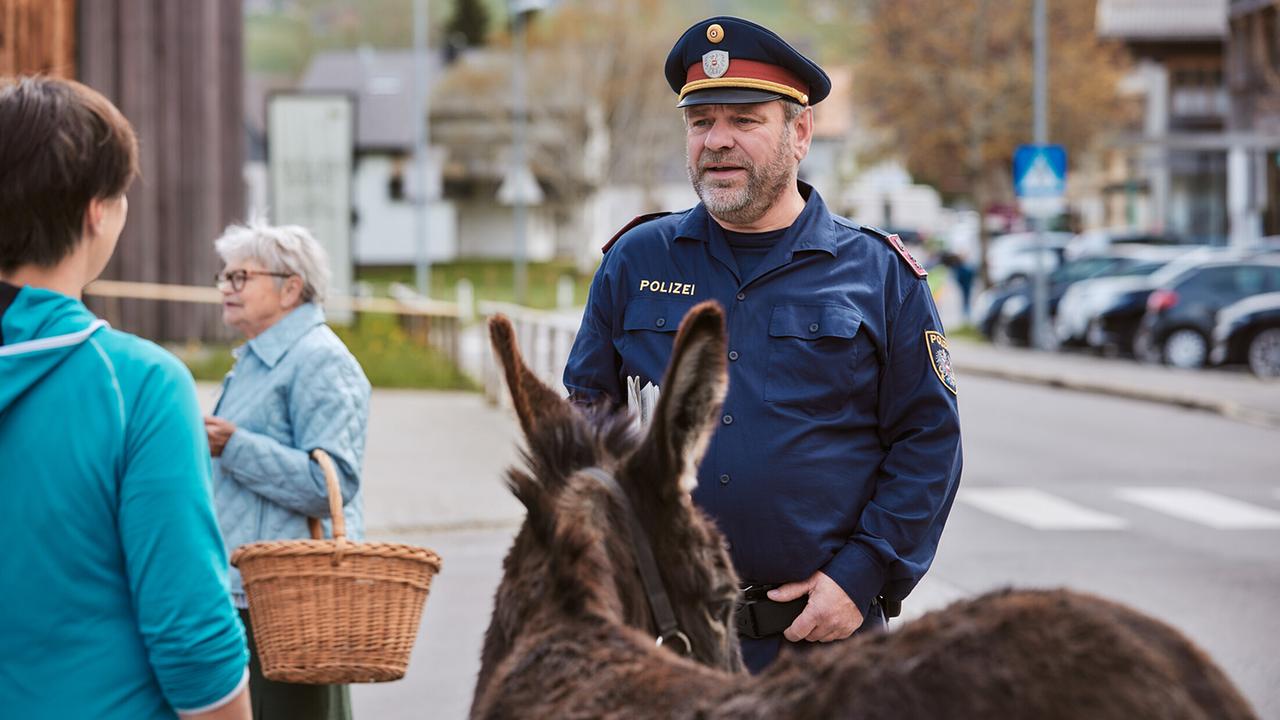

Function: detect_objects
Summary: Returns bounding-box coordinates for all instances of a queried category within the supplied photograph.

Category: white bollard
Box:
[557,275,575,310]
[456,278,475,323]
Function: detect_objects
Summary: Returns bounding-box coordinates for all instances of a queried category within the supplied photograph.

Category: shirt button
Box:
[809,322,820,333]
[736,292,745,301]
[719,474,730,485]
[722,414,733,425]
[728,350,739,361]
[655,317,666,328]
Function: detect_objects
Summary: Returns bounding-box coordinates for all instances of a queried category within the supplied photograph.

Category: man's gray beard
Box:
[688,131,795,226]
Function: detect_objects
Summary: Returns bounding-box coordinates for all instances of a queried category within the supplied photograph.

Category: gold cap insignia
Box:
[706,23,724,43]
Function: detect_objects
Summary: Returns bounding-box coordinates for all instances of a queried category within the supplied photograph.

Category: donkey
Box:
[472,301,1257,720]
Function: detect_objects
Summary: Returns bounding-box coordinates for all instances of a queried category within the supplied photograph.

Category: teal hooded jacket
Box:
[0,283,248,718]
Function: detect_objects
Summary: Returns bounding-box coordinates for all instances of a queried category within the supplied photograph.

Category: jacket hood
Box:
[0,284,107,413]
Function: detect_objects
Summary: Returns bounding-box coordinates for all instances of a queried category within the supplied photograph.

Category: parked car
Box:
[1134,258,1280,368]
[1210,292,1280,378]
[992,255,1165,346]
[984,232,1074,285]
[1065,229,1193,260]
[1054,248,1245,354]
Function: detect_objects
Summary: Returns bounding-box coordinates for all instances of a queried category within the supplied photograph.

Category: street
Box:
[325,369,1280,719]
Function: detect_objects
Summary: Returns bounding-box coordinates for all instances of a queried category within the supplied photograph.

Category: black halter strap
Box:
[579,466,692,657]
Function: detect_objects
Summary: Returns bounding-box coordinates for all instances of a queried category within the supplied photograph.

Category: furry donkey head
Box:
[475,302,744,701]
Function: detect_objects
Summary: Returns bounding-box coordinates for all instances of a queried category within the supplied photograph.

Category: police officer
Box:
[563,16,963,673]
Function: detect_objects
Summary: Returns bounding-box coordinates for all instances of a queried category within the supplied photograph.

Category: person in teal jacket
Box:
[0,77,250,719]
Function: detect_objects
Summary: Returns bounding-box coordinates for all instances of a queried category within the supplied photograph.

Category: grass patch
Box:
[171,313,475,391]
[357,260,595,310]
[948,324,984,343]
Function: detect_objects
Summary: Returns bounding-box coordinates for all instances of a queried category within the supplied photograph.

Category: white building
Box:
[299,49,458,265]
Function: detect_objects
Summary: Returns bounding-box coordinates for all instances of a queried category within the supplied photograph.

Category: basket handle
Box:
[306,448,347,541]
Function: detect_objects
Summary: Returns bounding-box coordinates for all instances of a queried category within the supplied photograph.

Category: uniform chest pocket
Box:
[623,298,697,334]
[764,304,862,414]
[621,298,697,378]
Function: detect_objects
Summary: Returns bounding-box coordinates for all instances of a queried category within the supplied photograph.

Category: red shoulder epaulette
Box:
[601,212,672,254]
[861,225,927,278]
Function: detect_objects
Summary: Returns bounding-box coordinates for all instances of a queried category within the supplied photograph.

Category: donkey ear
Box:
[489,314,572,438]
[632,301,728,499]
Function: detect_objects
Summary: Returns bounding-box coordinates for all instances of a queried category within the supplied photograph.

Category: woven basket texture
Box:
[231,450,442,684]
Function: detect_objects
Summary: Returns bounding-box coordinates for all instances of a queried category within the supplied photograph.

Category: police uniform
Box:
[563,16,963,672]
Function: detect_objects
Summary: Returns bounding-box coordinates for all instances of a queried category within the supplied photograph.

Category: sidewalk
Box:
[950,339,1280,429]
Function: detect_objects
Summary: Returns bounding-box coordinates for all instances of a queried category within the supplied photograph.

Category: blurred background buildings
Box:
[1,0,1278,336]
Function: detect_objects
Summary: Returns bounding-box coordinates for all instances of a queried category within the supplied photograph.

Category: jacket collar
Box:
[243,302,325,368]
[674,180,838,258]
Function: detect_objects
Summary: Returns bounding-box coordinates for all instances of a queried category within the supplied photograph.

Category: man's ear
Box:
[792,105,814,163]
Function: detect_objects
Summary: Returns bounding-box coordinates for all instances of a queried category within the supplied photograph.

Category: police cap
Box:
[664,16,831,108]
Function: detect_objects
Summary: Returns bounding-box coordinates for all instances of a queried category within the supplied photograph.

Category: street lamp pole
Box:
[1031,0,1050,349]
[413,0,432,297]
[511,8,528,305]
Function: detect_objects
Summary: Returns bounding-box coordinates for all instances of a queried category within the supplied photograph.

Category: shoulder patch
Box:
[925,330,957,395]
[602,212,672,254]
[861,225,927,278]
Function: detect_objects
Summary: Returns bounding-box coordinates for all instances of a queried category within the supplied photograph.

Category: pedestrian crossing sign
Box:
[1013,144,1067,218]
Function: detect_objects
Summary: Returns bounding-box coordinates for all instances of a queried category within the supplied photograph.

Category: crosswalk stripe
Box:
[957,487,1128,530]
[1116,488,1280,529]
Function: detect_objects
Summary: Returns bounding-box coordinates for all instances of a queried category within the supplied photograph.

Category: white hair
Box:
[213,218,331,303]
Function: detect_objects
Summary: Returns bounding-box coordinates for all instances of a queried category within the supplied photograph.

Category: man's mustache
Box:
[697,153,752,173]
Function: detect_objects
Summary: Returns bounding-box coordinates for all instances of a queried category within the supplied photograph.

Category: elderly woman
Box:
[0,77,250,719]
[206,220,370,720]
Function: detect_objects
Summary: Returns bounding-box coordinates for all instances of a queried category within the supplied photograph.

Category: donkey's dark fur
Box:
[472,302,1256,720]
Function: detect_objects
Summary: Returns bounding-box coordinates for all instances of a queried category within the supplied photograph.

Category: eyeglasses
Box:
[214,269,293,292]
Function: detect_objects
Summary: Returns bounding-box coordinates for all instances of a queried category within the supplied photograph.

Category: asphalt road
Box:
[339,374,1279,719]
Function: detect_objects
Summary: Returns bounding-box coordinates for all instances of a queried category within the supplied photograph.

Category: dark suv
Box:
[1210,292,1280,378]
[1135,259,1280,368]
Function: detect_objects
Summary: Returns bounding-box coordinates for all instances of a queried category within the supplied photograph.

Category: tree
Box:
[856,0,1133,281]
[446,0,490,48]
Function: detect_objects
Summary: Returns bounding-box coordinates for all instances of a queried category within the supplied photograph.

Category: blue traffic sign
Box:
[1014,144,1067,217]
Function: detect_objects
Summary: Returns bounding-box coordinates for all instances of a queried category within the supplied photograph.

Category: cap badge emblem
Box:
[706,23,724,43]
[702,50,729,79]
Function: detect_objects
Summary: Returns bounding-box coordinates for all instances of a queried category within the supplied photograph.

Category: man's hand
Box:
[204,416,236,457]
[769,570,863,643]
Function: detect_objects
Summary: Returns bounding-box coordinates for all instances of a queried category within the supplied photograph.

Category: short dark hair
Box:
[0,76,139,273]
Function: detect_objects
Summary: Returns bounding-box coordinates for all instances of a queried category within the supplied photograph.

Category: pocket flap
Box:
[623,298,696,333]
[768,304,862,340]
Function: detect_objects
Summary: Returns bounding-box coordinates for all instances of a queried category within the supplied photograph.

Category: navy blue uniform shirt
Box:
[564,183,963,651]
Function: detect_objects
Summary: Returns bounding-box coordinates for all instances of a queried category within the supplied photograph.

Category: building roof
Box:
[299,49,440,150]
[1096,0,1227,41]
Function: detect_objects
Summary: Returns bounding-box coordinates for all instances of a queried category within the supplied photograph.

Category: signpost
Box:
[1013,143,1067,351]
[1013,144,1067,219]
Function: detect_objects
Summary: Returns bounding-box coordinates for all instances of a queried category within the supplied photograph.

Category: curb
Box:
[954,363,1280,431]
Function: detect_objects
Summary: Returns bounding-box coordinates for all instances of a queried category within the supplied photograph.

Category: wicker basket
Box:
[230,449,442,684]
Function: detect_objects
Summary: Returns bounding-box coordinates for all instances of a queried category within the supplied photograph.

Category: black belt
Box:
[734,584,901,640]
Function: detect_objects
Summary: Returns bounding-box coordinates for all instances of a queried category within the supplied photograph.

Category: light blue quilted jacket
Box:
[212,302,370,607]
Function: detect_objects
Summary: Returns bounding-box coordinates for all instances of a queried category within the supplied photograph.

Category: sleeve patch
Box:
[925,330,957,395]
[602,212,672,254]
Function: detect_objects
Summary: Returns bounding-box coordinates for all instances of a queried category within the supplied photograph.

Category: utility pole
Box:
[511,7,528,305]
[413,0,432,297]
[1031,0,1050,350]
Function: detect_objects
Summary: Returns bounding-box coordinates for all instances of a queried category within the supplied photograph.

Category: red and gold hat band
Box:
[680,57,810,105]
